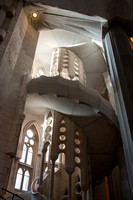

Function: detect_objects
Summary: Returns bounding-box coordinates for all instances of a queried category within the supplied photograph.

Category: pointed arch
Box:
[22,170,30,191]
[15,121,39,192]
[15,168,23,190]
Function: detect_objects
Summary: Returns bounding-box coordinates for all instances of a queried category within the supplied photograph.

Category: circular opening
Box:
[75,147,80,154]
[74,139,80,145]
[75,157,80,164]
[30,139,34,145]
[60,127,66,132]
[59,144,66,150]
[27,130,34,138]
[59,135,66,141]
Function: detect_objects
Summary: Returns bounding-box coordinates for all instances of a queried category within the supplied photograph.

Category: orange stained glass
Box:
[130,37,133,49]
[105,176,110,200]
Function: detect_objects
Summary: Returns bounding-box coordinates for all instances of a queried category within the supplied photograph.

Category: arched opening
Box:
[14,124,39,192]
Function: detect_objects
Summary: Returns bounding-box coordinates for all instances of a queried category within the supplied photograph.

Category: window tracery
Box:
[20,129,34,165]
[15,168,30,191]
[15,125,38,191]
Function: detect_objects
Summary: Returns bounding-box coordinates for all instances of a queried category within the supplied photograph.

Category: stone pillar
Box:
[38,141,50,194]
[103,21,133,196]
[0,0,39,191]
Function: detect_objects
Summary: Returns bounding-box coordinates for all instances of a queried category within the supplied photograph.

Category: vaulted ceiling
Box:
[24,3,108,97]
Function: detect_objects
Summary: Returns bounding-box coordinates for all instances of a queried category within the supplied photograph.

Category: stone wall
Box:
[0,0,39,192]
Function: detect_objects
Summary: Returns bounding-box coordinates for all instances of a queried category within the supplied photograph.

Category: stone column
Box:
[38,141,50,194]
[103,21,133,196]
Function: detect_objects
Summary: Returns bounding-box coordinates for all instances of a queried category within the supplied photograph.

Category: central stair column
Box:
[38,141,50,194]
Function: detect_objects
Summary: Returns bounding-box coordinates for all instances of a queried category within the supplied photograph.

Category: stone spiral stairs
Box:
[26,75,121,180]
[5,75,121,200]
[22,75,121,199]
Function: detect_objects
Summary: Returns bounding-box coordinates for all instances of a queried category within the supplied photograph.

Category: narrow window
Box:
[26,147,33,165]
[45,145,50,162]
[20,144,27,163]
[22,170,30,191]
[15,168,23,189]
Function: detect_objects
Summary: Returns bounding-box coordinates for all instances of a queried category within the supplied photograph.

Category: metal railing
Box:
[1,188,24,200]
[0,195,6,200]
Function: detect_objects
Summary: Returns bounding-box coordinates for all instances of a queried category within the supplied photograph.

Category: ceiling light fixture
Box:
[31,11,39,20]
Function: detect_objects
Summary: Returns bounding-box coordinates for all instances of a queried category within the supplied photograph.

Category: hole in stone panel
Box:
[61,120,65,124]
[63,59,68,62]
[74,139,80,145]
[59,135,66,141]
[74,66,79,71]
[63,55,69,58]
[75,131,80,136]
[75,73,79,77]
[46,117,53,125]
[59,144,66,150]
[75,157,80,164]
[60,127,66,132]
[74,61,79,66]
[63,63,68,67]
[75,147,80,154]
[75,71,79,75]
[45,126,51,133]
